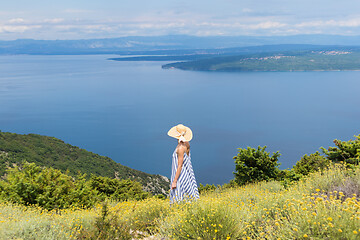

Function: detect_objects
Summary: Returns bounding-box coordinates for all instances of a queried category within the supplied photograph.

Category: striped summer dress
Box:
[170,148,200,203]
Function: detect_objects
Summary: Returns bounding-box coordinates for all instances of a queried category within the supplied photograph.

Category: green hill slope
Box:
[0,131,169,195]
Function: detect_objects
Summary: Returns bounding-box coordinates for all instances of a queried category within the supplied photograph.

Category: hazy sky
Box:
[1,0,360,40]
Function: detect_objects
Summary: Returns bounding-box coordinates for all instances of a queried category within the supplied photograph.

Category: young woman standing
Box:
[167,124,199,203]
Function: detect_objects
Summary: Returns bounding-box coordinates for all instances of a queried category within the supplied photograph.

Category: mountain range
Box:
[3,35,360,55]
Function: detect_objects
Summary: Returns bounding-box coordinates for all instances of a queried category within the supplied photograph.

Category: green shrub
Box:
[221,179,238,189]
[276,169,302,188]
[321,134,360,165]
[233,146,281,186]
[199,183,217,193]
[0,161,97,210]
[89,175,150,202]
[293,152,331,175]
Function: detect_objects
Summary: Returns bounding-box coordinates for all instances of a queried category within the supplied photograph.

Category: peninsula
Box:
[162,49,360,72]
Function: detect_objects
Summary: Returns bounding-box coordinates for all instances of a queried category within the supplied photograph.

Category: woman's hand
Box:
[171,181,177,190]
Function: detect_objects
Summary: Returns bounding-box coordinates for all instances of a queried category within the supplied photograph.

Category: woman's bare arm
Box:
[171,145,185,189]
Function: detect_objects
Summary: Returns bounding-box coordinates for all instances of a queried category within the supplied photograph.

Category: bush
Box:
[0,161,97,210]
[121,197,169,235]
[221,179,238,189]
[233,146,281,186]
[321,134,360,165]
[89,175,150,202]
[199,183,217,193]
[277,169,302,188]
[293,151,331,176]
[77,201,131,240]
[302,163,360,200]
[0,161,152,210]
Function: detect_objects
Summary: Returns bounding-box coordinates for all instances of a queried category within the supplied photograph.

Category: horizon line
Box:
[2,33,360,42]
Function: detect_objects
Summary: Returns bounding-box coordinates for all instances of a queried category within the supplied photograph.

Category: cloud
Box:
[0,24,41,33]
[296,18,360,28]
[43,18,64,24]
[3,13,360,40]
[242,8,253,13]
[8,18,25,23]
[246,21,288,30]
[64,9,92,14]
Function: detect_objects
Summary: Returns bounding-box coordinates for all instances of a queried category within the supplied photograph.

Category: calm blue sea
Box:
[0,55,359,185]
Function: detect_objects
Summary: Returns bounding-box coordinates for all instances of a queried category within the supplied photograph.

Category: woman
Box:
[167,124,200,203]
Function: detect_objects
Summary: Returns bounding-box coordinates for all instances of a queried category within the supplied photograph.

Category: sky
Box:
[1,0,360,40]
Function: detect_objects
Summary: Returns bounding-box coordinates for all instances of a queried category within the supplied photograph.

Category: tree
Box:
[321,134,360,165]
[233,146,281,186]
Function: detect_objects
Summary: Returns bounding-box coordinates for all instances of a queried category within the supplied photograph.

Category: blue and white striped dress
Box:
[170,148,200,203]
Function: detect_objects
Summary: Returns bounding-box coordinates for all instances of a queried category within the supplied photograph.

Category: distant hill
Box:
[3,35,360,55]
[162,47,360,72]
[0,131,169,195]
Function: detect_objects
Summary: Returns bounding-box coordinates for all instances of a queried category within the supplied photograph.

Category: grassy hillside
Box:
[0,131,169,195]
[1,164,360,239]
[162,49,360,71]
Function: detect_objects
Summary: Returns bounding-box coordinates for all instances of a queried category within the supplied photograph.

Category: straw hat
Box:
[167,124,193,142]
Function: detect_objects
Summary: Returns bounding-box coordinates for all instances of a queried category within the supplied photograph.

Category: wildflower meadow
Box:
[1,163,360,239]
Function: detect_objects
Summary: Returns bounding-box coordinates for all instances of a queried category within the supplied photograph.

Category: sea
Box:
[0,54,359,185]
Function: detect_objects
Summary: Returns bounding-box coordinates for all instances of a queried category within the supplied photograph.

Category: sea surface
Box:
[1,55,359,185]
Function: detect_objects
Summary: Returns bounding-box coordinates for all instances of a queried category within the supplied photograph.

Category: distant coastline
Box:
[105,44,360,72]
[160,50,360,72]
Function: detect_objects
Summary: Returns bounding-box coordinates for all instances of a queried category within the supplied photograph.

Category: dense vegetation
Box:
[293,151,330,176]
[233,146,281,186]
[1,164,360,239]
[1,133,360,239]
[0,161,151,210]
[0,131,169,195]
[201,134,360,193]
[233,135,360,185]
[162,49,360,71]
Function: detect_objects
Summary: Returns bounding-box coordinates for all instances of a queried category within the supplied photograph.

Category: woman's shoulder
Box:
[176,142,190,156]
[176,144,186,152]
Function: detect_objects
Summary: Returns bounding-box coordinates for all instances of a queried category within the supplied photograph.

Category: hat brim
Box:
[167,125,193,142]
